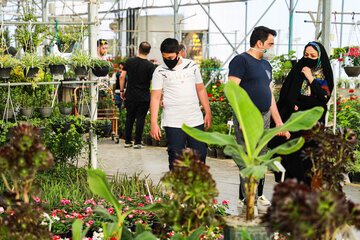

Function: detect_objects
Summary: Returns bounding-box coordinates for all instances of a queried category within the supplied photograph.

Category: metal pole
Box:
[41,0,48,55]
[322,0,332,53]
[338,0,345,82]
[221,0,277,67]
[288,0,294,53]
[196,0,238,55]
[174,0,179,40]
[244,0,248,52]
[207,0,210,58]
[0,80,98,87]
[88,0,98,169]
[315,0,322,40]
[1,21,96,26]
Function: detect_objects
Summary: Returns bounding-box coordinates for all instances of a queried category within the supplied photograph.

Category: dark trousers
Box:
[233,110,270,203]
[164,124,207,171]
[125,101,149,144]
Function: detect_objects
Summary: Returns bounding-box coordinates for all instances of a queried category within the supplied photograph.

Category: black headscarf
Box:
[276,41,334,123]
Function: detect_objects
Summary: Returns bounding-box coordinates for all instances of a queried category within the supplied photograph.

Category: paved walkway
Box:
[96,139,360,216]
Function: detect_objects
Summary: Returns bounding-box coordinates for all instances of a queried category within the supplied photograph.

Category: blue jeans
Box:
[164,124,207,170]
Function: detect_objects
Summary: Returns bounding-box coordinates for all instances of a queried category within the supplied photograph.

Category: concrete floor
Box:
[96,138,360,216]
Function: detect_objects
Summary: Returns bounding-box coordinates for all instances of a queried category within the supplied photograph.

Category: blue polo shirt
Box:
[228,52,272,112]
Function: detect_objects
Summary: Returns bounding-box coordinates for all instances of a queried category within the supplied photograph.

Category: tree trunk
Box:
[245,177,258,221]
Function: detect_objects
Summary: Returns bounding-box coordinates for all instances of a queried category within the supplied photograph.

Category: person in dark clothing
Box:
[120,42,155,149]
[270,41,334,185]
[113,62,125,110]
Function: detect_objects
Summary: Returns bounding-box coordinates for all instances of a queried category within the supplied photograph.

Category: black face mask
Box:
[303,57,318,68]
[163,56,179,70]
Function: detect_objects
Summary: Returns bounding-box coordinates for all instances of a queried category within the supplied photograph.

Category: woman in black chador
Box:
[271,41,334,185]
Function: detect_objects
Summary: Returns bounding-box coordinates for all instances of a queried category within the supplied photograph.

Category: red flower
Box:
[337,101,341,105]
[117,56,120,60]
[212,98,217,102]
[350,47,356,52]
[349,89,354,93]
[113,63,117,67]
[338,58,343,62]
[216,84,220,86]
[53,236,61,240]
[219,97,224,102]
[222,200,229,205]
[208,94,213,98]
[217,80,221,83]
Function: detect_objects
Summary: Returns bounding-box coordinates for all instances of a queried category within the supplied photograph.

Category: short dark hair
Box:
[249,26,277,47]
[160,38,179,53]
[179,43,186,51]
[97,39,108,47]
[139,41,151,55]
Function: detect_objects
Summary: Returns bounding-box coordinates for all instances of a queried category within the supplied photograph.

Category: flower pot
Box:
[64,78,76,81]
[145,136,152,145]
[344,66,360,77]
[74,66,88,77]
[349,172,360,183]
[3,108,14,119]
[24,67,39,78]
[59,107,73,115]
[51,122,71,134]
[223,216,273,240]
[95,123,112,138]
[77,104,89,116]
[0,67,12,78]
[92,66,110,77]
[39,107,53,118]
[207,147,217,158]
[57,40,76,53]
[21,108,34,118]
[49,64,66,75]
[216,148,226,159]
[75,121,90,134]
[159,139,168,147]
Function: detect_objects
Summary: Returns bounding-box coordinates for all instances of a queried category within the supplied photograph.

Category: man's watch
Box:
[120,90,125,92]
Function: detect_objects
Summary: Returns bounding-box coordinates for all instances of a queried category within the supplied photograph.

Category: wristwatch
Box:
[120,90,125,92]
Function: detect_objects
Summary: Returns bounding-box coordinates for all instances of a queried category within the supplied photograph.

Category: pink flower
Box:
[124,206,129,211]
[222,200,229,205]
[350,47,356,52]
[86,222,91,227]
[355,52,360,57]
[53,236,61,240]
[33,197,41,203]
[138,203,144,207]
[128,214,134,218]
[338,58,343,62]
[89,220,94,225]
[85,207,93,213]
[107,208,114,214]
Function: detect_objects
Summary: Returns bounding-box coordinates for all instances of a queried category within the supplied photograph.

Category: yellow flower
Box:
[345,105,351,108]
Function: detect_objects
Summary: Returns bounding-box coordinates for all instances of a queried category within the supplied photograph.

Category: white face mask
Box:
[262,47,275,61]
[251,47,275,61]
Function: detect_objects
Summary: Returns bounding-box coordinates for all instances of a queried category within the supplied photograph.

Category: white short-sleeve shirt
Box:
[152,58,204,128]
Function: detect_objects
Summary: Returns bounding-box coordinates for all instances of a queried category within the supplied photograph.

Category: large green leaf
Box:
[103,222,118,238]
[188,227,205,240]
[134,231,157,240]
[225,80,263,158]
[240,165,267,180]
[72,219,88,240]
[256,107,323,156]
[94,206,117,222]
[224,145,248,167]
[260,137,305,161]
[182,124,238,146]
[87,169,120,211]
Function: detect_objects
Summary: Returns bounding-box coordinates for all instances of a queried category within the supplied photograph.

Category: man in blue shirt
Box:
[228,26,290,215]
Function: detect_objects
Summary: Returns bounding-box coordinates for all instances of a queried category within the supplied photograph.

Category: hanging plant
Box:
[21,53,44,78]
[45,55,68,75]
[0,55,20,79]
[70,51,92,77]
[56,25,89,53]
[14,3,48,53]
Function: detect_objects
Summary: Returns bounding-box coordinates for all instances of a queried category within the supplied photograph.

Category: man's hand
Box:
[120,92,125,100]
[275,122,291,140]
[151,123,162,141]
[294,105,299,111]
[204,113,211,130]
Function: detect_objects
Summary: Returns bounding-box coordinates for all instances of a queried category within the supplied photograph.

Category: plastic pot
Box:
[21,108,34,118]
[39,107,53,118]
[74,66,88,77]
[95,123,112,138]
[0,67,12,78]
[24,67,39,78]
[344,66,360,77]
[49,64,66,75]
[92,66,110,77]
[59,107,73,115]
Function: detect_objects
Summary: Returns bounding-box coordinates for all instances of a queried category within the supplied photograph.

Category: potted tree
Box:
[45,55,67,76]
[94,119,112,138]
[70,51,92,77]
[21,52,44,78]
[182,81,323,237]
[0,55,20,79]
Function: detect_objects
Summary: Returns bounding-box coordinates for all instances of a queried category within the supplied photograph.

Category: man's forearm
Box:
[196,84,211,114]
[270,92,283,126]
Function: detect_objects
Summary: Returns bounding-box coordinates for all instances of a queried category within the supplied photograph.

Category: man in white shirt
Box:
[150,38,211,170]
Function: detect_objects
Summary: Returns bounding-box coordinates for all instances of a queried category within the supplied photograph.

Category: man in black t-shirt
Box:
[120,42,155,149]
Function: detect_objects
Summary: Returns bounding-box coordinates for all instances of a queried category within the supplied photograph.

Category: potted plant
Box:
[21,52,44,78]
[56,26,88,53]
[14,4,48,53]
[91,58,111,77]
[0,55,20,79]
[70,51,92,77]
[261,179,360,240]
[38,89,53,118]
[333,46,360,77]
[97,92,115,117]
[58,101,74,115]
[182,81,323,237]
[45,54,67,76]
[20,91,34,118]
[64,69,76,81]
[94,119,112,138]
